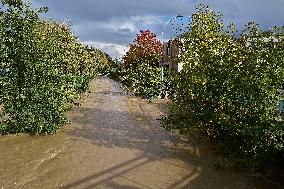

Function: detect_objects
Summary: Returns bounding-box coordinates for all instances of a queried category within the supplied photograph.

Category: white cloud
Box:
[72,15,163,42]
[73,15,165,58]
[84,41,129,59]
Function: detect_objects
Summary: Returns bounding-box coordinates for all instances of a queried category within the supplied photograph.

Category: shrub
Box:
[162,5,284,168]
[121,30,163,99]
[0,0,100,134]
[120,63,161,99]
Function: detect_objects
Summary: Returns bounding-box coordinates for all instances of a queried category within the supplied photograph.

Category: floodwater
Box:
[0,76,282,189]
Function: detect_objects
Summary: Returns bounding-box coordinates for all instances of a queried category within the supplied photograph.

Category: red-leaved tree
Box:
[123,30,162,67]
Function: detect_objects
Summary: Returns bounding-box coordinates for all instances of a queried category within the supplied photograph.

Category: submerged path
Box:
[0,76,278,189]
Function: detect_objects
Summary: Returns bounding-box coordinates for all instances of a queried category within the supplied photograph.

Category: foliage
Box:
[97,52,115,75]
[100,58,122,80]
[123,30,162,67]
[121,30,163,99]
[0,0,102,134]
[162,5,284,168]
[120,64,161,99]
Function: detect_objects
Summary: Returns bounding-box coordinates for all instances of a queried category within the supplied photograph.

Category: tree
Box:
[162,4,284,168]
[0,0,101,134]
[123,30,162,67]
[120,30,163,99]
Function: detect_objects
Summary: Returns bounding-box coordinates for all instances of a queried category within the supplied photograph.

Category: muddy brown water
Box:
[0,76,282,189]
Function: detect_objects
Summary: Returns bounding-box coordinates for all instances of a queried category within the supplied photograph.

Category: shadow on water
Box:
[61,153,201,189]
[61,103,253,189]
[61,76,282,189]
[68,104,201,162]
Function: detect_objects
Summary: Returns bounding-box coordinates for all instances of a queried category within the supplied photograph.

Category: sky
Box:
[29,0,284,58]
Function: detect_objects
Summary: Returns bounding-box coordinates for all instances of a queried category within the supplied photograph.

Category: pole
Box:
[160,16,183,92]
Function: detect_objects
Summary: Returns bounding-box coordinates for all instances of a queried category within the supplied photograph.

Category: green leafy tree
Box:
[163,5,284,168]
[0,0,101,134]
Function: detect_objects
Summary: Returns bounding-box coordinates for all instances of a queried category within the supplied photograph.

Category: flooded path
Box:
[0,76,280,188]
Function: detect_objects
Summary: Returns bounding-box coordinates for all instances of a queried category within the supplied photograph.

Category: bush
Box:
[72,75,92,94]
[121,30,163,99]
[0,0,100,134]
[162,5,284,168]
[120,63,161,99]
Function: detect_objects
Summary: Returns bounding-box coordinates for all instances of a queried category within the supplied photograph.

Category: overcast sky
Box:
[30,0,284,58]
